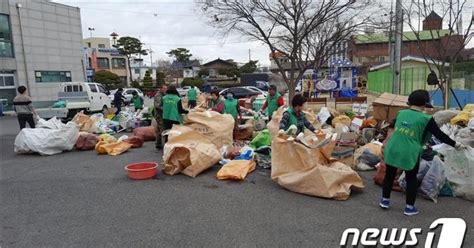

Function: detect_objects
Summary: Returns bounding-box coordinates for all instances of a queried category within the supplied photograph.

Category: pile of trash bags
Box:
[15,117,79,155]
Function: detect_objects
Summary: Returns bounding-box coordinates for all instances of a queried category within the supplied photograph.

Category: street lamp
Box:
[88,27,95,38]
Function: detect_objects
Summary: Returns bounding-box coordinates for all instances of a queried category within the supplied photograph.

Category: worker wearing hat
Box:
[380,89,465,216]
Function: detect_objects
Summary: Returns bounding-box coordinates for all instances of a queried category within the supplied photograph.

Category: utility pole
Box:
[149,46,153,66]
[88,27,95,38]
[392,0,403,95]
[248,49,251,62]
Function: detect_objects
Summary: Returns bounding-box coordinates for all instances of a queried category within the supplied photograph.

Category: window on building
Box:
[134,69,140,74]
[0,14,13,58]
[98,44,106,48]
[35,71,72,83]
[0,71,15,88]
[97,58,110,69]
[112,58,126,69]
[87,42,91,48]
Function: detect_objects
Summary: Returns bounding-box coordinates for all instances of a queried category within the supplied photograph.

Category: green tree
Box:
[198,68,209,77]
[239,60,258,74]
[131,80,140,88]
[113,36,148,84]
[167,48,192,62]
[156,71,166,85]
[218,67,239,78]
[143,70,153,83]
[93,70,121,89]
[181,77,204,87]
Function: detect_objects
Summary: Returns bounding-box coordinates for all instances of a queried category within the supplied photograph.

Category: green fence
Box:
[368,67,431,95]
[368,66,474,96]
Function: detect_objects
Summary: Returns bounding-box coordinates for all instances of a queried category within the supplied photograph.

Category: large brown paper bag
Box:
[217,160,256,180]
[271,135,364,200]
[183,111,234,149]
[72,112,94,132]
[267,106,287,137]
[163,126,221,177]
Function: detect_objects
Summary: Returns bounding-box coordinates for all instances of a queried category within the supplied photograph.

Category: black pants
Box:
[162,119,181,143]
[115,104,122,115]
[188,100,197,109]
[383,162,420,205]
[18,114,35,129]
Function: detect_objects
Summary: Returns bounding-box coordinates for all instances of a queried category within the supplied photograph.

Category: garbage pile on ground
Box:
[12,93,473,203]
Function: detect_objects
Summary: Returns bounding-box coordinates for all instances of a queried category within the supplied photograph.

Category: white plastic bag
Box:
[14,122,79,155]
[419,156,446,203]
[36,117,66,130]
[317,107,331,124]
[444,147,474,201]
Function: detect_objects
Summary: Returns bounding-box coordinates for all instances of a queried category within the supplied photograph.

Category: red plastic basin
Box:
[125,162,158,180]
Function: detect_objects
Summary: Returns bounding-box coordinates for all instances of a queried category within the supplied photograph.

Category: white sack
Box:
[14,122,80,155]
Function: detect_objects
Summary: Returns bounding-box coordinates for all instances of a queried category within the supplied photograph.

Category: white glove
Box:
[287,125,297,135]
[455,142,467,150]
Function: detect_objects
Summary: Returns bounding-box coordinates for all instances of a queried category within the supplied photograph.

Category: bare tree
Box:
[198,0,374,99]
[403,0,473,109]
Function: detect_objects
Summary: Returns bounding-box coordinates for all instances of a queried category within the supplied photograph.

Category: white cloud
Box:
[53,0,271,66]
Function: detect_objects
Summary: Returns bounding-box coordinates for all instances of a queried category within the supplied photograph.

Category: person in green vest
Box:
[187,86,197,109]
[278,94,315,135]
[380,90,464,216]
[261,85,284,120]
[161,85,188,131]
[224,92,241,122]
[209,89,225,114]
[154,84,167,149]
[131,91,144,110]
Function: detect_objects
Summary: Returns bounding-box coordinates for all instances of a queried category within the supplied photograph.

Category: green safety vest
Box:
[384,109,432,170]
[266,93,281,118]
[285,107,306,134]
[188,88,197,101]
[224,99,238,118]
[162,94,182,123]
[132,95,143,109]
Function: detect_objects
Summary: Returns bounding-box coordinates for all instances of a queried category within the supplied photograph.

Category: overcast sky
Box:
[54,0,473,67]
[53,0,270,66]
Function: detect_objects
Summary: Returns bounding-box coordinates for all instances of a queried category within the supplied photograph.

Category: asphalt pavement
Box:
[0,116,472,247]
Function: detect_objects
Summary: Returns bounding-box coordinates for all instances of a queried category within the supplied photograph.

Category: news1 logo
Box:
[340,218,467,247]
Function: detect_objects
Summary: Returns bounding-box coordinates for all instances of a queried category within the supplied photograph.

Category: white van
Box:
[37,82,112,119]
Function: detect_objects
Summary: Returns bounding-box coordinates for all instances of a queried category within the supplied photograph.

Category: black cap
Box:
[408,89,433,108]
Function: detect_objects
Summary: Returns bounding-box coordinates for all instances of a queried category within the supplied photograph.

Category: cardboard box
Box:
[372,93,409,122]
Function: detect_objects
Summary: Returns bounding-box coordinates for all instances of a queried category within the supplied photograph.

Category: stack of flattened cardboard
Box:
[372,93,409,122]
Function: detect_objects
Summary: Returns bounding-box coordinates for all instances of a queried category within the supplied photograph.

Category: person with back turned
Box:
[380,89,466,216]
[13,86,37,129]
[161,85,188,131]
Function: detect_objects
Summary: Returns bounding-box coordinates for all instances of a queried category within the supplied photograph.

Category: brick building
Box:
[348,11,464,68]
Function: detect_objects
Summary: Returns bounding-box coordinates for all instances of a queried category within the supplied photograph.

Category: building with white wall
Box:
[0,0,84,109]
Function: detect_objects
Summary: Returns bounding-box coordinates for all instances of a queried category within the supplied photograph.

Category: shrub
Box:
[93,70,121,89]
[181,77,204,87]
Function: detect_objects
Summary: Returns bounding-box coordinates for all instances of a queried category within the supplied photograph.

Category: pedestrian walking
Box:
[13,86,37,129]
[114,88,126,115]
[380,89,465,216]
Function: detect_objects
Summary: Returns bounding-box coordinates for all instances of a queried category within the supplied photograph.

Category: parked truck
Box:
[36,82,112,119]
